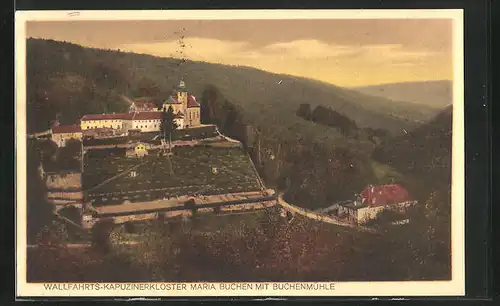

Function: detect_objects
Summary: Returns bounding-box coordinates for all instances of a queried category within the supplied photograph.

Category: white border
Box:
[15,9,465,297]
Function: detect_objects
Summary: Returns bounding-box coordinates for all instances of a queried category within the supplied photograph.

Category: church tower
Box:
[177,79,188,113]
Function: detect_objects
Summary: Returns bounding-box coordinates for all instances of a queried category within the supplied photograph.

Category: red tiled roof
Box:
[165,94,200,108]
[52,124,82,134]
[187,95,200,108]
[81,110,184,122]
[81,113,133,121]
[360,184,412,207]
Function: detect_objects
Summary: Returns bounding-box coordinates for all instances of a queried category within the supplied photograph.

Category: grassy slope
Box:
[26,38,437,137]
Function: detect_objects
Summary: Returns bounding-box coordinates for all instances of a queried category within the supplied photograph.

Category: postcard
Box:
[15,9,465,297]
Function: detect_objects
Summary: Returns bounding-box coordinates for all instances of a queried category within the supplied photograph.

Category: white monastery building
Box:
[79,80,200,133]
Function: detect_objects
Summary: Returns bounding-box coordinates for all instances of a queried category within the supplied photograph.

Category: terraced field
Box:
[83,145,263,206]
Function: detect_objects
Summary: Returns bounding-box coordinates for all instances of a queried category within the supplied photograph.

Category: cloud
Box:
[113,37,445,86]
[118,38,436,65]
[357,44,437,63]
[262,40,356,58]
[115,38,251,63]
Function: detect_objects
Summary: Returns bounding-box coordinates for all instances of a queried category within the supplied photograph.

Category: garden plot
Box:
[83,146,263,207]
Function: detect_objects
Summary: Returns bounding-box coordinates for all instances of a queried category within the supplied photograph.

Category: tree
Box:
[160,106,179,142]
[56,139,82,171]
[296,103,312,120]
[136,78,162,98]
[27,139,55,244]
[64,138,82,156]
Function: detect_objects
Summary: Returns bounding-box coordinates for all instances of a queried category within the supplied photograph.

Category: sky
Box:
[26,19,453,87]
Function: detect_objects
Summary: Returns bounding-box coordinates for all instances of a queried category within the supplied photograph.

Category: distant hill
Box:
[352,80,453,109]
[26,38,438,136]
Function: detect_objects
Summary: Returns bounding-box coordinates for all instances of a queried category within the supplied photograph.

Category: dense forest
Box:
[296,103,391,142]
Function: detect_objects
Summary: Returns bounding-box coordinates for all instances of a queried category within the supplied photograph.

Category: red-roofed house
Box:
[79,80,197,133]
[337,184,417,225]
[360,184,412,207]
[51,124,82,147]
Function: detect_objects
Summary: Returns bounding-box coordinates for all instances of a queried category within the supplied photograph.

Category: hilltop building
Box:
[79,80,199,133]
[161,80,201,128]
[80,112,184,132]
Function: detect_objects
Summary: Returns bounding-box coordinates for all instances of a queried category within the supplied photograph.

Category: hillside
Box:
[352,80,453,109]
[26,38,437,136]
[372,104,452,196]
[371,105,453,277]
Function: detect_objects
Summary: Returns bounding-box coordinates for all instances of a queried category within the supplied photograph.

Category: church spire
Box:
[177,79,188,112]
[178,79,186,90]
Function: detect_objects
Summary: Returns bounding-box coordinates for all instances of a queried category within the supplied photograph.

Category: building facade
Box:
[51,124,83,147]
[161,80,201,128]
[337,184,416,225]
[80,80,197,133]
[81,112,184,133]
[80,113,130,130]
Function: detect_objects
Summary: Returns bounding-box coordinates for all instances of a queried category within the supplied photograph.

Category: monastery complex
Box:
[51,80,201,147]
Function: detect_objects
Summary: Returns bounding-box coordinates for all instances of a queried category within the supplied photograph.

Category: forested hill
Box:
[353,80,453,109]
[372,105,452,200]
[26,38,436,134]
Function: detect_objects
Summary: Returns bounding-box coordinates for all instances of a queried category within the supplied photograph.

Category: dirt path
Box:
[277,194,377,233]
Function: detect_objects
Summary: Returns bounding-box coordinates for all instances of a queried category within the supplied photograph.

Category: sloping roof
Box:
[81,113,134,121]
[52,124,82,134]
[164,94,200,108]
[131,112,163,120]
[187,95,200,108]
[81,111,184,122]
[360,184,412,207]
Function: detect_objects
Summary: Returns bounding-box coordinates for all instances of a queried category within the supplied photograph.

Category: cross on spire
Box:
[178,79,186,89]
